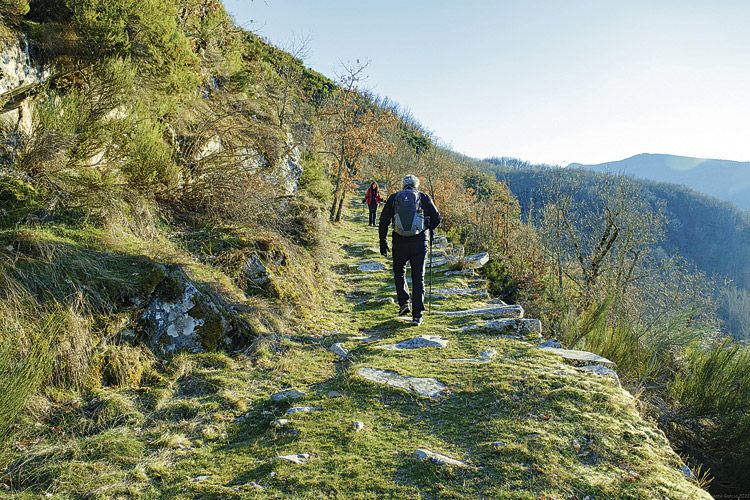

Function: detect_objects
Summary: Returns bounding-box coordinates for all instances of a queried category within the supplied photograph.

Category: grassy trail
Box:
[2,199,709,499]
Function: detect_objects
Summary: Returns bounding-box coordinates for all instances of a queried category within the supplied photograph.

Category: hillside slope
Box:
[0,197,708,498]
[570,153,750,211]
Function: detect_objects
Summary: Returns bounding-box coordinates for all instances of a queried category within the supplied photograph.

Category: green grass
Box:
[0,200,709,498]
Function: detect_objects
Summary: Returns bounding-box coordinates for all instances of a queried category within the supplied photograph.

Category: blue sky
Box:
[224,0,750,165]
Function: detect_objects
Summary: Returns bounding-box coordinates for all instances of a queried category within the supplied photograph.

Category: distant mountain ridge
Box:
[569,153,750,210]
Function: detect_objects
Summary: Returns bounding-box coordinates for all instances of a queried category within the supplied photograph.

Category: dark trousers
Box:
[368,204,378,225]
[392,235,427,318]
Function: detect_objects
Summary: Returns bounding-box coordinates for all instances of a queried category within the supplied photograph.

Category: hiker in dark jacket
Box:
[363,181,383,226]
[379,175,441,326]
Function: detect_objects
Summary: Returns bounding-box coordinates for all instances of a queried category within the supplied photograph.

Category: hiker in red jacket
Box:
[363,181,383,226]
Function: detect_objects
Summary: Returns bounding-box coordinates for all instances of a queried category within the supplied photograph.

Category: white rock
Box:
[383,335,449,350]
[577,364,621,385]
[271,389,305,402]
[191,475,211,482]
[358,261,387,272]
[353,421,365,432]
[358,368,448,399]
[327,391,342,398]
[464,252,490,269]
[278,453,312,465]
[329,343,349,359]
[444,269,475,276]
[272,419,290,428]
[540,347,615,368]
[480,349,497,360]
[286,406,323,415]
[414,449,468,468]
[463,318,540,337]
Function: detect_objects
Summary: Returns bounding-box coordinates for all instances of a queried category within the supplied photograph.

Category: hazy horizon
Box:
[225,0,750,166]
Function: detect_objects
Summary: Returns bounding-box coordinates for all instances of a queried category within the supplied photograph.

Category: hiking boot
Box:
[398,304,411,316]
[412,316,423,326]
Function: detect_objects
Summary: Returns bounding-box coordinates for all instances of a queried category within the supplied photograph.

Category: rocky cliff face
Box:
[0,35,49,135]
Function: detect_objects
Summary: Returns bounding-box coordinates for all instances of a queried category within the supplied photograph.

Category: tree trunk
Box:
[335,191,346,222]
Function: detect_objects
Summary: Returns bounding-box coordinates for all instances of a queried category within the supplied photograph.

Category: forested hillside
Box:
[0,0,747,496]
[485,160,750,340]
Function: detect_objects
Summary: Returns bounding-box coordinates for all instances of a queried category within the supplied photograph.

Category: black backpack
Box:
[392,189,426,236]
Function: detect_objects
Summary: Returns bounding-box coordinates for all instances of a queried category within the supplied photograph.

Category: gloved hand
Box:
[379,239,390,257]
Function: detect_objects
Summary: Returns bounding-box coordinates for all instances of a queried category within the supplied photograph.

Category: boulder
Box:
[139,266,247,356]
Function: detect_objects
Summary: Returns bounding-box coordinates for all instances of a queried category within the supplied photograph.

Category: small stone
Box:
[249,482,264,490]
[278,453,312,465]
[329,343,349,359]
[572,439,582,453]
[539,338,562,349]
[327,391,342,398]
[271,389,306,402]
[272,418,290,428]
[286,406,323,415]
[680,465,694,480]
[192,475,211,482]
[353,421,365,432]
[490,440,506,447]
[414,449,468,468]
[479,349,497,360]
[444,269,476,276]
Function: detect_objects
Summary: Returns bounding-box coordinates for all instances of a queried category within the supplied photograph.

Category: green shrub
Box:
[298,151,332,204]
[0,177,42,228]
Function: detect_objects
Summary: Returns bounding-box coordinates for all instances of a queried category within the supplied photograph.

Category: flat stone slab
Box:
[464,251,490,269]
[427,256,452,268]
[381,335,449,350]
[540,347,615,368]
[578,364,621,385]
[286,406,323,415]
[271,389,305,402]
[278,453,312,465]
[329,343,349,359]
[444,269,475,276]
[414,449,468,468]
[436,304,524,319]
[358,368,448,398]
[463,318,541,337]
[358,261,387,272]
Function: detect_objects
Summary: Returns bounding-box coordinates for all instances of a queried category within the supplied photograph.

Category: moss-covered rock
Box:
[139,265,251,356]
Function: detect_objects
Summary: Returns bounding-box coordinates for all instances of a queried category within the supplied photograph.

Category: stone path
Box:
[279,231,621,473]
